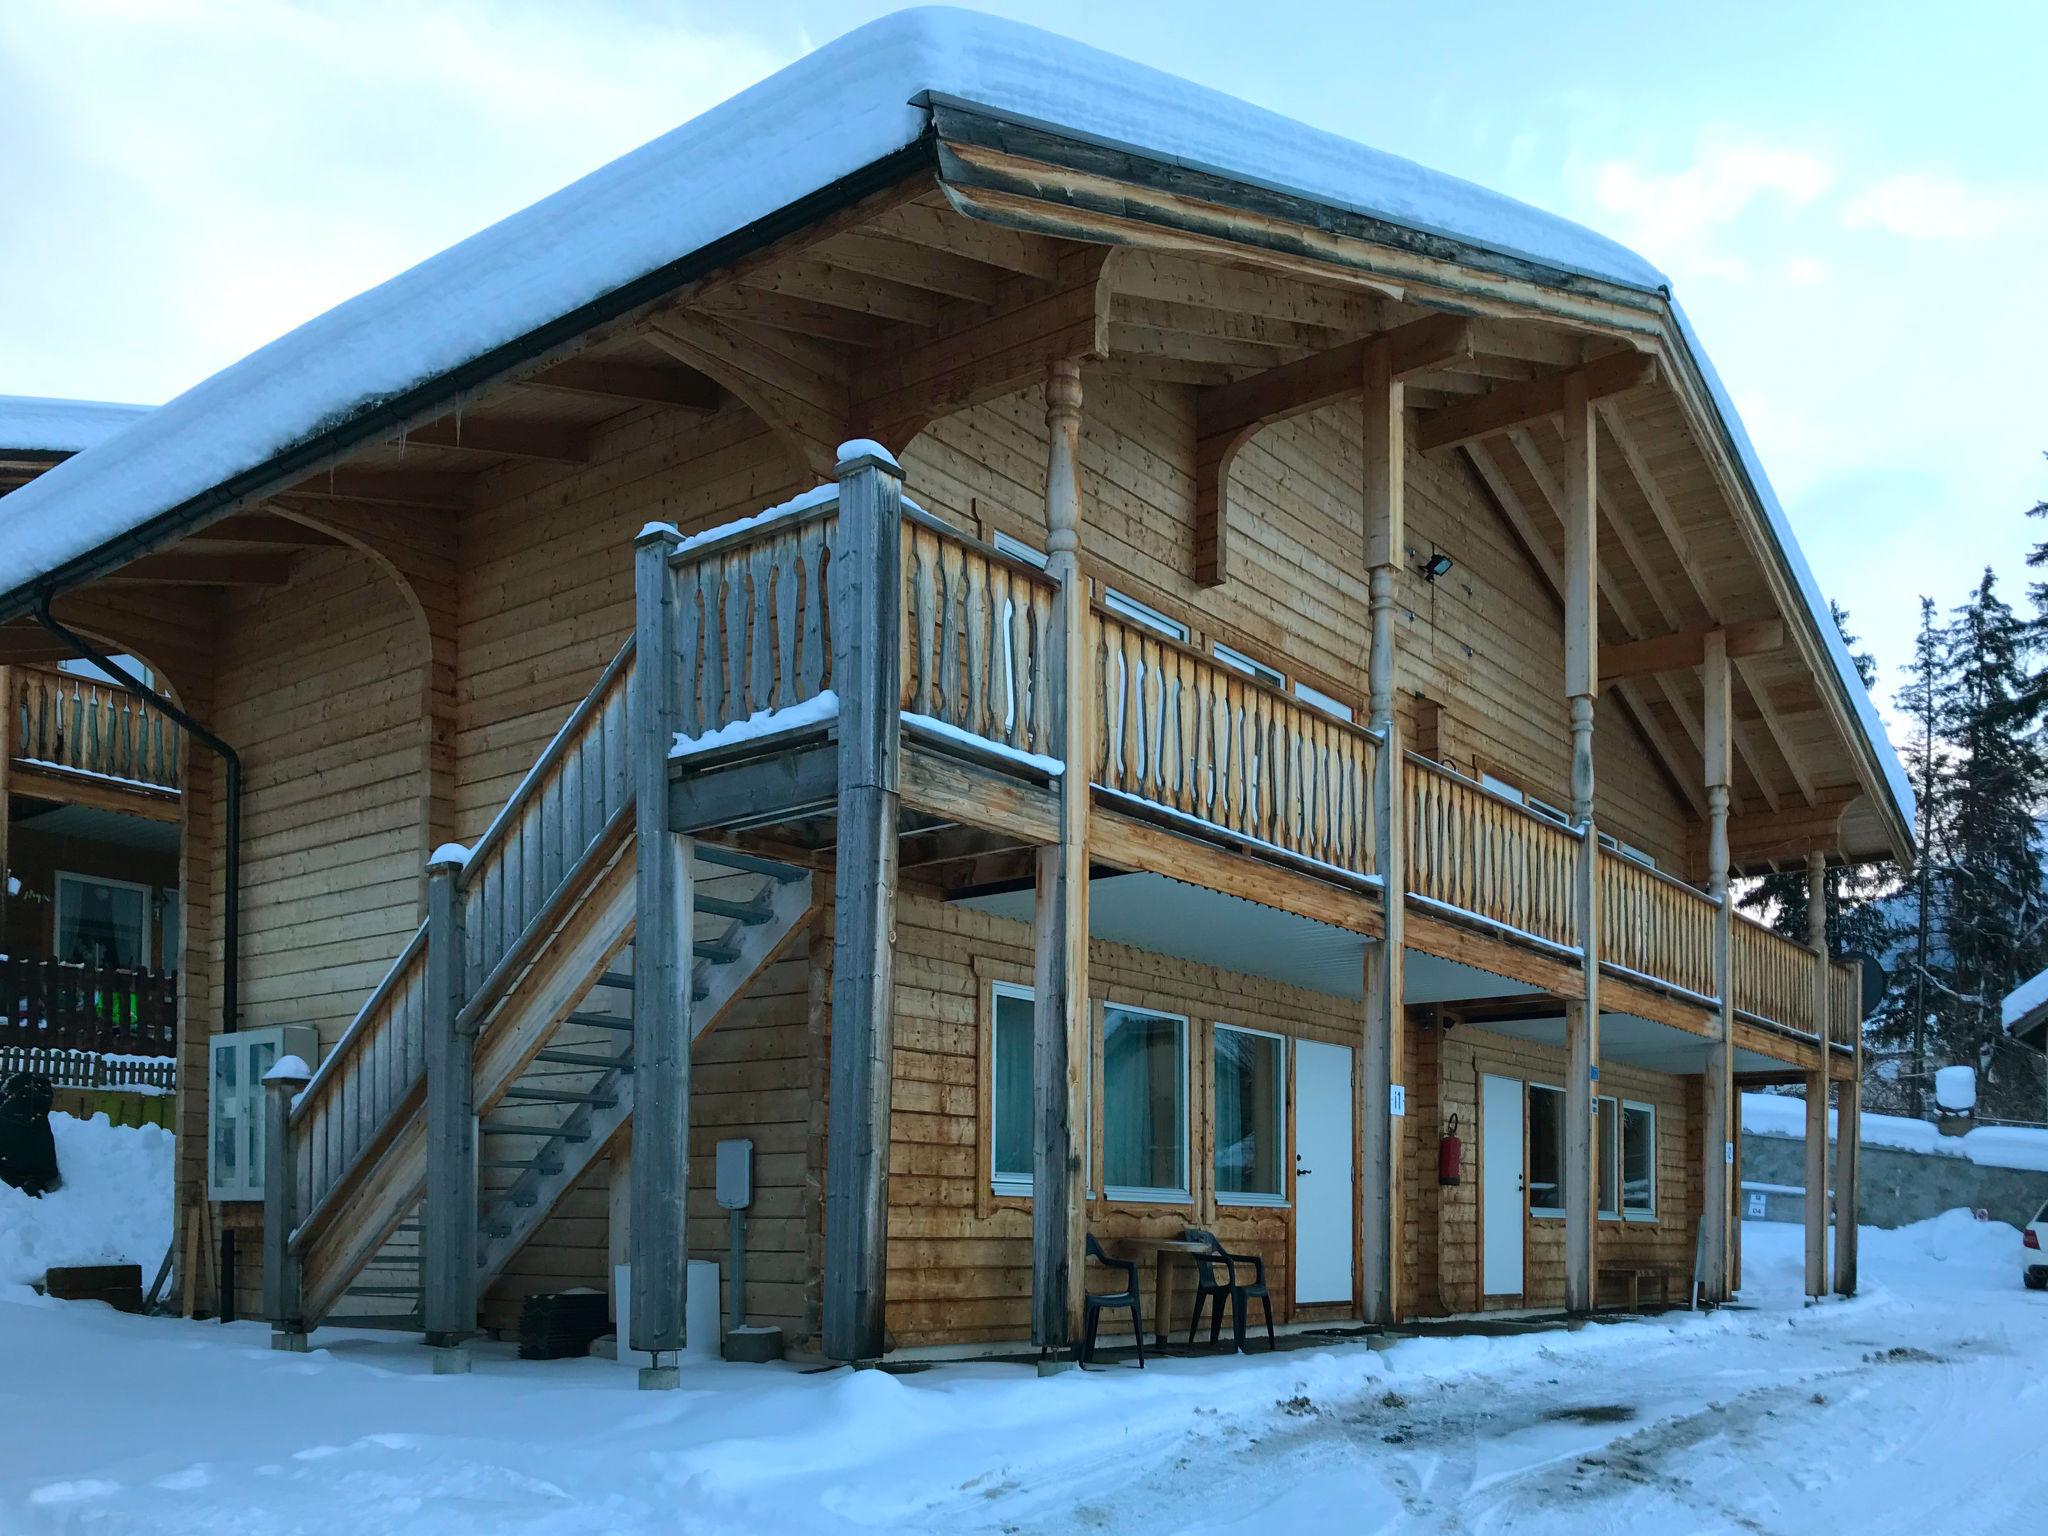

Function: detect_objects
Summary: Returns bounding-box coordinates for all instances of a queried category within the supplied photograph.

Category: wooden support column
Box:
[1836,948,1862,1298]
[0,665,11,940]
[1033,361,1090,1361]
[629,523,695,1387]
[1561,373,1601,1315]
[1804,852,1831,1299]
[261,1055,312,1349]
[421,849,477,1357]
[1360,336,1405,1327]
[1700,628,1736,1302]
[823,444,905,1364]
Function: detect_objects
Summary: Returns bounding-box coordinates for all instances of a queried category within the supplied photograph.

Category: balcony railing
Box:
[9,665,182,794]
[0,954,178,1059]
[657,502,1857,1052]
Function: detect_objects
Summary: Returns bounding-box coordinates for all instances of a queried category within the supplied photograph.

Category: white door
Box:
[1482,1073,1525,1296]
[1293,1040,1354,1304]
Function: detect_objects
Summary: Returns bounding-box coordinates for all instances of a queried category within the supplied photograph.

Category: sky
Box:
[2,0,2042,720]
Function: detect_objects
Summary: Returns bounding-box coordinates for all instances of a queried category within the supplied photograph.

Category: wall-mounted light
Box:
[1420,550,1455,582]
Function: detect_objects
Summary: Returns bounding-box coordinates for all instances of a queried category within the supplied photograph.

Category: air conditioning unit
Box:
[207,1025,318,1202]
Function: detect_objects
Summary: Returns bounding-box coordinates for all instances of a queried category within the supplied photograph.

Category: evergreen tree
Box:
[1930,569,2047,1118]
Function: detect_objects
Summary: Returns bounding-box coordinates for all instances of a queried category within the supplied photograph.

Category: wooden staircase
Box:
[267,635,814,1336]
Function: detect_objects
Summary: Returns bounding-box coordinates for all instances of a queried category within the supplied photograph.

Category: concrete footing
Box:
[270,1328,310,1353]
[638,1364,681,1391]
[431,1346,472,1375]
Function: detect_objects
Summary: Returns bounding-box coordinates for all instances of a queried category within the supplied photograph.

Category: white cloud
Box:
[1841,172,2046,240]
[1585,134,1834,269]
[0,0,797,401]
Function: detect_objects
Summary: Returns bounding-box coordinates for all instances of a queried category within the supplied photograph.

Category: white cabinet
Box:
[207,1025,317,1202]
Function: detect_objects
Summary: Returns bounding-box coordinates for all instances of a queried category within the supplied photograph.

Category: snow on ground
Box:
[3,1208,2045,1533]
[0,1111,172,1286]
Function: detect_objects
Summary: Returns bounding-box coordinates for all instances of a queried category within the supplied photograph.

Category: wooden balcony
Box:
[661,496,1857,1061]
[5,664,182,814]
[0,953,178,1060]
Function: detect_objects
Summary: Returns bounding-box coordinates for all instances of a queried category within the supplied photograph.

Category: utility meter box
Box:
[715,1138,753,1211]
[207,1024,318,1202]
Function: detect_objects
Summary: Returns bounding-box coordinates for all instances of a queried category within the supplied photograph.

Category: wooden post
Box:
[629,522,695,1388]
[823,442,904,1364]
[1803,851,1830,1299]
[1033,361,1090,1362]
[1360,337,1406,1327]
[0,665,12,941]
[421,849,476,1361]
[261,1056,311,1349]
[1836,1018,1862,1297]
[1700,628,1735,1303]
[1561,374,1601,1315]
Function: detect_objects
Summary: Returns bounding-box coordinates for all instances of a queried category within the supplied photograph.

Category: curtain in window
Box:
[1214,1028,1282,1197]
[1103,1008,1184,1194]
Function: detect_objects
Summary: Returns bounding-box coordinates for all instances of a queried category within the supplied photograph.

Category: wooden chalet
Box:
[0,12,1909,1372]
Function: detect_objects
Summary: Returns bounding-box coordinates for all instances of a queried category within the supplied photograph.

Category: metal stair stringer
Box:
[472,853,814,1287]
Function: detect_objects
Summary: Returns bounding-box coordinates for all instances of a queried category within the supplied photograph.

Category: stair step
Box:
[327,1315,425,1330]
[479,1158,562,1173]
[500,1086,618,1107]
[482,1120,590,1142]
[693,940,740,965]
[696,894,772,924]
[346,1284,422,1297]
[694,844,805,881]
[566,1011,634,1030]
[536,1048,633,1070]
[593,971,635,990]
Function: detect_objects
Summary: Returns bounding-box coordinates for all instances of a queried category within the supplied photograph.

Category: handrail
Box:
[291,925,427,1120]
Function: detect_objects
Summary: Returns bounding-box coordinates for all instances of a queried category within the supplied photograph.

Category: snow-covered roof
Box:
[0,395,149,458]
[0,6,1910,834]
[2004,967,2048,1034]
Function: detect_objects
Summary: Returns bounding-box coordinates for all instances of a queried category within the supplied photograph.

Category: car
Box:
[2024,1201,2048,1290]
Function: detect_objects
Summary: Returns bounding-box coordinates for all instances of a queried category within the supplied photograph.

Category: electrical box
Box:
[715,1138,753,1211]
[207,1025,318,1202]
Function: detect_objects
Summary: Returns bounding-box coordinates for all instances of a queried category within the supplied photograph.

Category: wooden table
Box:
[1113,1236,1212,1349]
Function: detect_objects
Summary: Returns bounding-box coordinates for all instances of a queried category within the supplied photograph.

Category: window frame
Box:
[1103,588,1190,643]
[991,531,1049,570]
[1292,679,1354,721]
[1597,1093,1621,1220]
[1212,642,1286,690]
[1211,1022,1288,1208]
[1621,1098,1658,1221]
[53,869,157,969]
[1100,1002,1192,1204]
[989,980,1037,1197]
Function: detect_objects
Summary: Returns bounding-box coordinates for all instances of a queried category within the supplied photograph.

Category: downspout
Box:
[32,595,241,1034]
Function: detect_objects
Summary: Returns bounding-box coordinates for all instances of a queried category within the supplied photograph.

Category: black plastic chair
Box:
[1184,1227,1275,1352]
[1081,1233,1145,1368]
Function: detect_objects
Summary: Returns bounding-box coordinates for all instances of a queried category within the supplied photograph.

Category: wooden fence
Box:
[1407,758,1580,951]
[0,955,177,1058]
[10,665,182,792]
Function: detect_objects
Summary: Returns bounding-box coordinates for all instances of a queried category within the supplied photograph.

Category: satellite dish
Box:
[1842,952,1888,1018]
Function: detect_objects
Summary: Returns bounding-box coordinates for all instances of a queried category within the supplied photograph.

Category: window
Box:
[1213,643,1285,689]
[1481,772,1523,803]
[1102,1005,1189,1200]
[1292,680,1354,721]
[57,654,151,688]
[159,889,181,974]
[992,531,1049,570]
[1213,1026,1285,1204]
[990,983,1035,1195]
[1526,795,1571,828]
[1103,589,1189,642]
[54,872,152,968]
[1597,1095,1620,1219]
[1527,1083,1563,1214]
[1622,1100,1657,1219]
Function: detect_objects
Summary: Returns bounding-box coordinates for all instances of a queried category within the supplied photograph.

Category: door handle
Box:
[1297,1167,1313,1177]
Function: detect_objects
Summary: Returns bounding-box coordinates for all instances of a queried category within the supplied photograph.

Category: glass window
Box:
[1103,589,1189,642]
[159,888,181,973]
[1622,1101,1657,1219]
[1527,1083,1562,1213]
[1213,1026,1285,1203]
[1598,1095,1620,1219]
[1293,680,1354,721]
[1102,1006,1188,1199]
[992,531,1049,570]
[54,872,151,968]
[57,654,151,688]
[991,984,1035,1194]
[1213,643,1286,689]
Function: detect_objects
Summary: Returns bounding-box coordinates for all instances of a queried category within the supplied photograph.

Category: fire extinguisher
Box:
[1439,1114,1463,1187]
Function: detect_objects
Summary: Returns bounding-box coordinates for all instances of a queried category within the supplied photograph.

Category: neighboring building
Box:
[2003,967,2048,1052]
[0,13,1908,1364]
[0,397,179,1095]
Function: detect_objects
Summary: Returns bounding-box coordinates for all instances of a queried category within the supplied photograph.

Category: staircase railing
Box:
[287,640,638,1255]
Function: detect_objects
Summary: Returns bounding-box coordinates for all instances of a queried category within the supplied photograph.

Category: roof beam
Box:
[99,550,296,586]
[521,358,721,414]
[1601,619,1784,686]
[278,467,474,509]
[647,310,850,478]
[1192,312,1472,586]
[1416,349,1656,454]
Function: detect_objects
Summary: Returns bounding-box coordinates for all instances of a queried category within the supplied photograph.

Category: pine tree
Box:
[1931,569,2047,1119]
[1885,596,1952,1116]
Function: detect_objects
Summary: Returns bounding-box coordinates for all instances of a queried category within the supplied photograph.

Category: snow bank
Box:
[0,1112,173,1287]
[1743,1090,2048,1173]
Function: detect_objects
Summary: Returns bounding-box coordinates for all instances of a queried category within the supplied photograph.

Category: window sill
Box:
[1103,1189,1193,1206]
[1216,1193,1289,1209]
[992,1180,1033,1200]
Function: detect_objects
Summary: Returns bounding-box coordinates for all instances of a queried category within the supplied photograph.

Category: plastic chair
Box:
[1081,1233,1145,1368]
[1184,1227,1275,1352]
